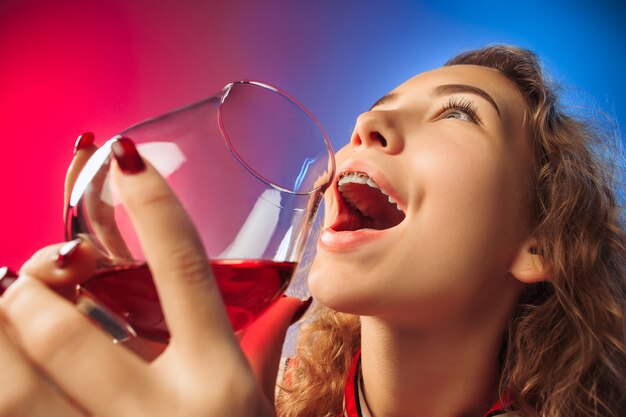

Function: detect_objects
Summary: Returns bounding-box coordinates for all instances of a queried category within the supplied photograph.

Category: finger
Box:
[64,132,97,218]
[19,243,168,360]
[121,336,167,362]
[0,276,156,416]
[66,133,133,261]
[110,137,236,355]
[0,310,85,417]
[19,239,98,295]
[240,296,311,401]
[84,158,134,261]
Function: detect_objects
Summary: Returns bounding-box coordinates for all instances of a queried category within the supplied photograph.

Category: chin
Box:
[307,258,339,308]
[308,259,353,313]
[307,257,381,316]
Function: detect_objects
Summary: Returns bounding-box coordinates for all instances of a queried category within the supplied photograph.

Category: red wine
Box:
[78,259,296,343]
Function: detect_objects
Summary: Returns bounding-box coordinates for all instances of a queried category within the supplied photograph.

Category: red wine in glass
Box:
[78,259,296,343]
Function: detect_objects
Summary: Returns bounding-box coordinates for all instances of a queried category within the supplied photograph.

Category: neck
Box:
[359,297,516,417]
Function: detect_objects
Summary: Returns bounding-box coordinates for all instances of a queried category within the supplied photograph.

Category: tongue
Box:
[332,206,375,232]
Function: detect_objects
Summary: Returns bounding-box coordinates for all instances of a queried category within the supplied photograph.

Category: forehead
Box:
[396,65,526,122]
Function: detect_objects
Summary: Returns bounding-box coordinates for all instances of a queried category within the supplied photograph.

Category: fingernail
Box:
[111,137,146,174]
[0,267,18,296]
[290,296,313,325]
[55,238,82,269]
[74,132,95,155]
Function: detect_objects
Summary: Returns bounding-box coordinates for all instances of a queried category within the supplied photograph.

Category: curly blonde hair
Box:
[277,45,626,417]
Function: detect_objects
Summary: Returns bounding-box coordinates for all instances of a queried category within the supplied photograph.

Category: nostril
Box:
[373,132,387,147]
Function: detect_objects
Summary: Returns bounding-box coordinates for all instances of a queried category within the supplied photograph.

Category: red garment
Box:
[342,350,513,417]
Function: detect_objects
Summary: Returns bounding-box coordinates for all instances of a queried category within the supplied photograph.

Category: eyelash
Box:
[438,97,481,124]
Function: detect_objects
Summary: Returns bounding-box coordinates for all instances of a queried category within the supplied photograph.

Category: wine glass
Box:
[66,81,334,343]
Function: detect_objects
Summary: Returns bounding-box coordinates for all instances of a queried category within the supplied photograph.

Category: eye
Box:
[438,97,481,124]
[444,110,472,122]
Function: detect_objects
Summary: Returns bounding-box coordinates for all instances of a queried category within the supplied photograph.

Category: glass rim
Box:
[69,80,336,210]
[218,80,335,196]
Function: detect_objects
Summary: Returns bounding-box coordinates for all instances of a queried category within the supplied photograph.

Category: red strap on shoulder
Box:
[483,391,512,417]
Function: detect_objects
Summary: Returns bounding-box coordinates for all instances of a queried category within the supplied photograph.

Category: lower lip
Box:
[318,228,390,252]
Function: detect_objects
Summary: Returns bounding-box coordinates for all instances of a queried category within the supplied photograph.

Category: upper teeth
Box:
[338,172,372,187]
[337,172,403,212]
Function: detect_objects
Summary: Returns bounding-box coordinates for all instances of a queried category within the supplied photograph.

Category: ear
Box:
[509,237,550,284]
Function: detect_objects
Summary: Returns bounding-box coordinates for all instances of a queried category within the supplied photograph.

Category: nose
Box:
[350,110,403,154]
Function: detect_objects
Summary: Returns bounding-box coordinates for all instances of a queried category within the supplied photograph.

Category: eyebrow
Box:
[369,91,399,110]
[369,84,501,117]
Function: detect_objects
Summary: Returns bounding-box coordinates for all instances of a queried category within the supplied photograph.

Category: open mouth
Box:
[331,171,406,232]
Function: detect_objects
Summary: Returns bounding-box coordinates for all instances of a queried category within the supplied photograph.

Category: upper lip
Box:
[332,158,405,214]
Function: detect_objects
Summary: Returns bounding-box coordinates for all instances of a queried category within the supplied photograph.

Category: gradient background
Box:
[1,0,625,268]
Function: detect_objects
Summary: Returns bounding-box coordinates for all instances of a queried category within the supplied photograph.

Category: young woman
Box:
[0,45,624,417]
[277,46,626,417]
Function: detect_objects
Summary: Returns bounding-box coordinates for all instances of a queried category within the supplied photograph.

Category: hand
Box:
[0,284,86,417]
[0,137,307,416]
[4,133,166,360]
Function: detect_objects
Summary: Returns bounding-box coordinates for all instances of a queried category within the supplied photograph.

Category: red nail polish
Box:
[55,238,82,269]
[74,132,95,155]
[290,297,313,325]
[0,266,18,296]
[111,137,146,174]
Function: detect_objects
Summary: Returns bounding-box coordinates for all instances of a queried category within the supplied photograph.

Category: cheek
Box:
[409,136,526,271]
[418,132,515,220]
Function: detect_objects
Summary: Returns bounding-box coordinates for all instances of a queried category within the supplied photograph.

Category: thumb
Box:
[65,132,98,218]
[240,296,312,401]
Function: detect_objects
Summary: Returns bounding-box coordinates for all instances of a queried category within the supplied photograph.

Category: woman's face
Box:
[309,65,534,325]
